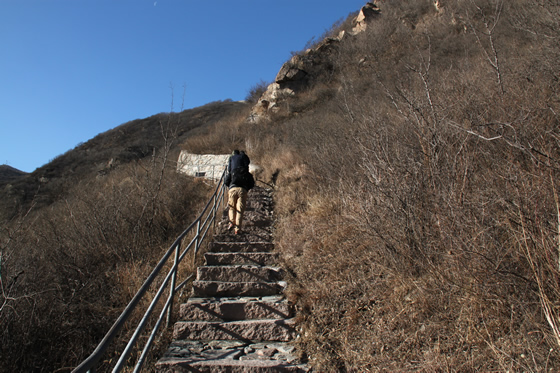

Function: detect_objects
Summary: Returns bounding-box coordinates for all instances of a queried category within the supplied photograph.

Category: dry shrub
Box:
[272,0,560,371]
[2,0,560,371]
[182,105,252,154]
[245,79,270,103]
[0,152,211,373]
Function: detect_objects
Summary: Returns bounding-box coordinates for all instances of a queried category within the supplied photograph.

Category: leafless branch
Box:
[467,0,506,95]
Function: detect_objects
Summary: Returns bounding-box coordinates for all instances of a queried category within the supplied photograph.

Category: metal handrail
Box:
[72,169,228,373]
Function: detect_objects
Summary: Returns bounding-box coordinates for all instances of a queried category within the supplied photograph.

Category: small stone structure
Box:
[177,151,230,181]
[177,151,262,181]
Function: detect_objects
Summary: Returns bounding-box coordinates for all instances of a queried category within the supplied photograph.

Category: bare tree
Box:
[466,0,506,95]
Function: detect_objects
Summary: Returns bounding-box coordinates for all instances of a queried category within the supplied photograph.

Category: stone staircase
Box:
[156,186,309,372]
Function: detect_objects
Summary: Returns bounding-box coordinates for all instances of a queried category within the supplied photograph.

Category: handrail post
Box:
[211,194,218,230]
[194,219,201,258]
[166,239,181,328]
[223,178,228,207]
[72,169,228,373]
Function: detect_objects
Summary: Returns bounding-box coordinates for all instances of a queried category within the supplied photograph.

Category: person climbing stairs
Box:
[156,186,309,372]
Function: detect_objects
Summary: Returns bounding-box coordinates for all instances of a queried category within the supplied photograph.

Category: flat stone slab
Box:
[156,340,309,372]
[205,252,280,266]
[211,242,275,253]
[197,265,284,283]
[173,319,296,342]
[192,281,287,297]
[180,296,292,321]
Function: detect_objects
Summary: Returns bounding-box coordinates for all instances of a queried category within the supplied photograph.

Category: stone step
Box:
[180,296,292,321]
[197,265,284,283]
[173,319,296,342]
[155,340,309,373]
[192,280,286,297]
[211,241,275,253]
[205,252,280,266]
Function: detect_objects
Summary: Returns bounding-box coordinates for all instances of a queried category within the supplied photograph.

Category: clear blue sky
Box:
[0,0,366,173]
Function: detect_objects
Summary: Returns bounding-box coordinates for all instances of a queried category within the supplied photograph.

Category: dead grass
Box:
[2,1,560,371]
[182,105,253,154]
[0,153,212,373]
[263,0,560,371]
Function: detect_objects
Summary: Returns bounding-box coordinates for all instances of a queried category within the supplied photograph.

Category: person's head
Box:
[232,150,240,155]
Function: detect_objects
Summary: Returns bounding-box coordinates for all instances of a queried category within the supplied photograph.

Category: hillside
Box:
[185,0,560,371]
[2,0,560,372]
[0,99,249,222]
[0,99,251,372]
[0,165,27,183]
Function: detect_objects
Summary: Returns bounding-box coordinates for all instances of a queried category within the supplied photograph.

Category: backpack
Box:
[229,166,254,190]
[228,153,249,173]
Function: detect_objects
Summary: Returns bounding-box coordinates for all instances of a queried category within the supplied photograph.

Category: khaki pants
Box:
[228,187,248,228]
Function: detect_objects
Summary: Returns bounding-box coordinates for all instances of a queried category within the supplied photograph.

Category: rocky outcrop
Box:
[250,2,380,121]
[350,1,381,35]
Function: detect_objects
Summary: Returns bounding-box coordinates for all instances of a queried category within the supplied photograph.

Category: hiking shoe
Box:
[234,228,241,235]
[227,223,234,230]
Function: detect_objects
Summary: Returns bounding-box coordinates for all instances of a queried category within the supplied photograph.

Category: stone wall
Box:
[177,151,230,181]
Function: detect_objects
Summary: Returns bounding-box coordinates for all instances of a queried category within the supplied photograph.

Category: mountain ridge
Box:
[2,1,560,372]
[0,99,249,222]
[0,164,27,183]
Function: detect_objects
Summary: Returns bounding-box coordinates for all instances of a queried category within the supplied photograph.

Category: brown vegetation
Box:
[233,0,559,370]
[0,103,244,372]
[0,165,27,183]
[2,0,560,371]
[0,100,248,223]
[1,156,212,372]
[265,1,560,371]
[245,80,271,104]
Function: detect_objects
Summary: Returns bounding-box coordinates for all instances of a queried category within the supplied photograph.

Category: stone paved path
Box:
[156,185,309,372]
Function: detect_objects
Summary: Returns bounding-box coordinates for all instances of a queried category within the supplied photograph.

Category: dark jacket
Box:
[228,153,250,174]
